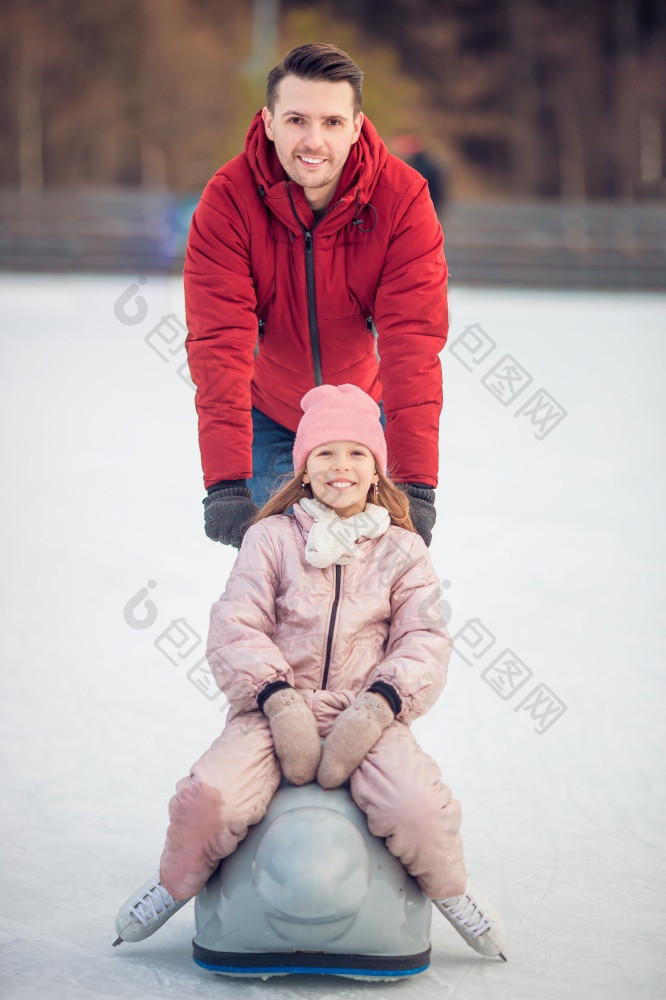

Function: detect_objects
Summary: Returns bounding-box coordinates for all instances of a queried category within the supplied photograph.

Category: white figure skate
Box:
[113,874,188,945]
[433,879,508,960]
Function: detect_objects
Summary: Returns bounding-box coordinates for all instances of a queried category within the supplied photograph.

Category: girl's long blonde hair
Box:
[252,462,416,532]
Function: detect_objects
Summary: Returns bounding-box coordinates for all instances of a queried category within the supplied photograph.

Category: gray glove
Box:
[202,483,258,548]
[401,483,436,547]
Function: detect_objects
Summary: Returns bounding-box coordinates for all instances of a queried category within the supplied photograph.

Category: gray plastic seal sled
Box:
[193,780,432,980]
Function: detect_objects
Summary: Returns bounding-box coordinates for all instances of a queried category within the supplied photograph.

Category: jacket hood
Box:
[244,111,389,231]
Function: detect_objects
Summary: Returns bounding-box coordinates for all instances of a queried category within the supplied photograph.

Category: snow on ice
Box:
[0,274,664,999]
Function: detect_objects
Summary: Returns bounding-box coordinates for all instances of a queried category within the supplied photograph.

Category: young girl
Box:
[114,384,507,960]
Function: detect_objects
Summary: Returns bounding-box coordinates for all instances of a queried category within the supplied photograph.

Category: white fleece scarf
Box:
[299,497,391,568]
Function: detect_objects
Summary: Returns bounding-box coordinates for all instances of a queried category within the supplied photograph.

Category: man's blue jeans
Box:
[249,404,386,508]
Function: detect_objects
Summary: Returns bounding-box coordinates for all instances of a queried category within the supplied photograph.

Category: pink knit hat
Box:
[293,384,387,473]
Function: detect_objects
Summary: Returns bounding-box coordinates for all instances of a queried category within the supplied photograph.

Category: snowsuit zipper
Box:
[321,564,342,690]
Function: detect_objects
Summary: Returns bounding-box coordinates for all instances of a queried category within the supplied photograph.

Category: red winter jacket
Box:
[184,113,448,489]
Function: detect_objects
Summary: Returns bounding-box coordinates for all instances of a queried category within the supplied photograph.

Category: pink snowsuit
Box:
[159,503,466,901]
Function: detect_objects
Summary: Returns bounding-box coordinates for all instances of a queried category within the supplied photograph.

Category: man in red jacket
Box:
[185,43,448,547]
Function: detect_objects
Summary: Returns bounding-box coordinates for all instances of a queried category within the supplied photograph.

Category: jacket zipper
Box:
[321,564,341,690]
[285,185,343,387]
[303,230,322,385]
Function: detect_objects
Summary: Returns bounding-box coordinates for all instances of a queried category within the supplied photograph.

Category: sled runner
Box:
[192,780,432,980]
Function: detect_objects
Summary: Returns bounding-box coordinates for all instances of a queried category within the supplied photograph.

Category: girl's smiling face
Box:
[303,441,379,518]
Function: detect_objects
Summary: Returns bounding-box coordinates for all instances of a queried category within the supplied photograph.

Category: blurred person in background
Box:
[185,43,449,549]
[391,132,448,216]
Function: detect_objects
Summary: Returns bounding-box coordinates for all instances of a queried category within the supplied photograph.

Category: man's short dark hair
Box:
[266,43,363,116]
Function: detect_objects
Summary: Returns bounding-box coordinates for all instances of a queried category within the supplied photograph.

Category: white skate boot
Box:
[433,879,507,960]
[113,873,189,945]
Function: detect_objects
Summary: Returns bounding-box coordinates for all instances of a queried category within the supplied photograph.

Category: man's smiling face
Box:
[262,74,364,212]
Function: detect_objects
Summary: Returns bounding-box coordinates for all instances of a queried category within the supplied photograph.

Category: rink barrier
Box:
[0,189,664,289]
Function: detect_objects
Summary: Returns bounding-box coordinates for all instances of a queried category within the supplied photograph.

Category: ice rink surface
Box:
[1,273,664,999]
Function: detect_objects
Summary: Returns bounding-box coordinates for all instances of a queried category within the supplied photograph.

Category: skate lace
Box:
[129,884,175,927]
[442,893,492,939]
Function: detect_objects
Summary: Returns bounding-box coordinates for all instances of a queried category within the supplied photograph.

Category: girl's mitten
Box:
[317,691,394,788]
[263,687,321,785]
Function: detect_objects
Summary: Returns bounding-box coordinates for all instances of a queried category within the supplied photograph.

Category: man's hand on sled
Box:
[263,687,322,785]
[317,692,394,789]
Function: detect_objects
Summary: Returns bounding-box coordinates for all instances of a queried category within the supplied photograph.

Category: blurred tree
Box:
[303,0,666,199]
[1,0,253,190]
[1,0,664,198]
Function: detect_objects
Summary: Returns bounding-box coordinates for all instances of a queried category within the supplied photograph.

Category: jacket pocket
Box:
[254,317,266,357]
